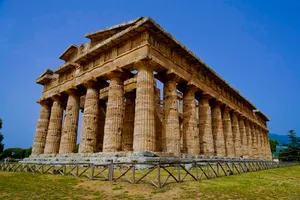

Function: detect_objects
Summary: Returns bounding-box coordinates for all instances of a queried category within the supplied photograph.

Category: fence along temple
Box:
[29,17,272,163]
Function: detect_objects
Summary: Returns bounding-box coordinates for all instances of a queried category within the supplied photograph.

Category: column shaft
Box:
[96,100,106,152]
[231,112,241,157]
[32,101,52,155]
[182,86,200,154]
[44,99,64,154]
[162,79,180,155]
[211,102,225,156]
[79,84,99,153]
[103,76,125,152]
[245,120,252,158]
[222,107,234,157]
[199,96,214,156]
[239,117,247,158]
[133,65,156,152]
[122,93,135,151]
[59,90,80,153]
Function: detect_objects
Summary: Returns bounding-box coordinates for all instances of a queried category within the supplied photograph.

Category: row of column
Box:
[32,62,272,160]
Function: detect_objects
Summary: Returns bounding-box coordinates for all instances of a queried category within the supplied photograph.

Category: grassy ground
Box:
[0,166,299,200]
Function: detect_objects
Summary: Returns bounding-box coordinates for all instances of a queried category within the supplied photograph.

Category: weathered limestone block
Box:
[122,92,135,151]
[245,120,252,158]
[231,112,241,157]
[96,100,106,152]
[32,100,52,155]
[198,95,214,156]
[162,79,180,155]
[59,90,80,153]
[133,63,156,152]
[44,97,64,154]
[182,85,200,155]
[238,117,248,158]
[222,106,234,157]
[211,101,225,156]
[79,83,99,153]
[103,75,125,152]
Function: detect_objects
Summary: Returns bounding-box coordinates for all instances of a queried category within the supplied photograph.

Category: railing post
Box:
[132,165,136,184]
[157,161,161,188]
[108,160,114,181]
[90,164,94,179]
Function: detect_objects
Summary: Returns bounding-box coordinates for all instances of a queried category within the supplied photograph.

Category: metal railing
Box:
[0,160,298,188]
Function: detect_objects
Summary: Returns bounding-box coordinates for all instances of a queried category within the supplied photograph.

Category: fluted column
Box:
[211,101,225,156]
[133,63,156,152]
[252,124,259,158]
[265,131,272,160]
[122,92,135,151]
[79,82,99,153]
[96,100,106,152]
[222,106,234,157]
[162,78,180,155]
[198,95,214,157]
[44,97,64,154]
[231,112,241,157]
[59,89,80,153]
[239,117,248,158]
[182,85,200,154]
[255,126,262,159]
[245,119,252,158]
[103,73,125,152]
[32,100,52,155]
[258,127,264,159]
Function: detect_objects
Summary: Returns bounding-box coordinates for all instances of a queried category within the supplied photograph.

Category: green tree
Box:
[0,118,4,153]
[269,139,279,155]
[279,130,300,161]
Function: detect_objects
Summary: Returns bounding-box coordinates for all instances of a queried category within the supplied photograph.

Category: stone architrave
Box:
[44,97,64,154]
[79,82,99,153]
[211,101,226,156]
[222,106,234,157]
[198,94,214,157]
[122,92,135,151]
[182,85,200,155]
[103,73,125,152]
[231,112,241,157]
[96,100,106,152]
[31,100,52,155]
[59,89,80,154]
[239,117,247,158]
[162,77,180,155]
[245,119,252,158]
[133,62,156,152]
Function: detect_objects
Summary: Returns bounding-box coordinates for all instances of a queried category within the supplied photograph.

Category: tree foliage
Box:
[0,118,3,153]
[269,139,279,155]
[0,147,32,160]
[279,130,300,161]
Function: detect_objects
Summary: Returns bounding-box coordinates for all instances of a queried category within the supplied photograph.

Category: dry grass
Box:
[0,166,299,199]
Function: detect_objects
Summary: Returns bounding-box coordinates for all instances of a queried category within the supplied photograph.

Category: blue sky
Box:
[0,0,299,149]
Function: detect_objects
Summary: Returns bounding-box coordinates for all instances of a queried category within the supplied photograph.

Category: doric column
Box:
[239,116,248,158]
[162,77,180,155]
[255,126,262,159]
[79,82,99,153]
[59,89,80,154]
[245,119,252,158]
[122,92,135,151]
[103,73,125,152]
[182,85,200,154]
[258,127,264,159]
[198,94,214,157]
[32,100,52,155]
[133,62,156,152]
[252,124,259,159]
[222,106,234,157]
[211,101,225,156]
[265,131,273,160]
[44,96,64,154]
[231,111,241,157]
[96,100,106,152]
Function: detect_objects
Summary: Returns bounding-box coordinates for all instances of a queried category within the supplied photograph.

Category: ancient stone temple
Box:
[28,17,272,163]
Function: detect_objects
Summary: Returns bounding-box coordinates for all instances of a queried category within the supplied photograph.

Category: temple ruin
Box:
[28,17,272,163]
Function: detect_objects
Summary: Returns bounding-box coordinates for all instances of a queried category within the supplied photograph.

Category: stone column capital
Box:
[37,98,53,106]
[106,70,130,82]
[222,105,232,112]
[211,100,223,108]
[133,60,154,70]
[50,94,65,104]
[66,88,80,96]
[195,92,213,101]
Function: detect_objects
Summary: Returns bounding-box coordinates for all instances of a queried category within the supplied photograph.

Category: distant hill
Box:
[268,133,289,145]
